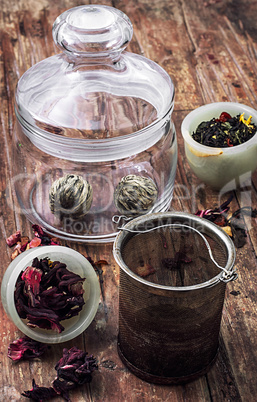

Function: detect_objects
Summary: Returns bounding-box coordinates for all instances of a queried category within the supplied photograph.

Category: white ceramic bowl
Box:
[181,102,257,190]
[1,246,100,343]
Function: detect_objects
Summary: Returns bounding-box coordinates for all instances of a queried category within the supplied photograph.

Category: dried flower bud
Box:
[114,175,158,216]
[49,174,93,220]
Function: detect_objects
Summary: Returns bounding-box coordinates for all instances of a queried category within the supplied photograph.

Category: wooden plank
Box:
[120,0,204,111]
[180,0,257,107]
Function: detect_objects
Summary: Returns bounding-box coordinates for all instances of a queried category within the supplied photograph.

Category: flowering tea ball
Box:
[49,174,93,219]
[114,175,158,215]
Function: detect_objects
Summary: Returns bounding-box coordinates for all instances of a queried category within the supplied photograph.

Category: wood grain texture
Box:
[0,0,257,401]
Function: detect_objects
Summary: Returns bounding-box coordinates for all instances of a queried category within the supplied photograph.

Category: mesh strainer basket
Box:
[113,212,237,384]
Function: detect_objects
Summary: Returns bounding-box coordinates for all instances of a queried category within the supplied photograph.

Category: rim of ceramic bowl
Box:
[0,245,100,343]
[181,102,257,155]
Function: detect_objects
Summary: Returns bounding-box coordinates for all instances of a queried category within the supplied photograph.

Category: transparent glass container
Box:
[13,5,177,243]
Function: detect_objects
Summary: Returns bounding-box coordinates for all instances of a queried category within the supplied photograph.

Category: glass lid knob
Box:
[52,5,133,56]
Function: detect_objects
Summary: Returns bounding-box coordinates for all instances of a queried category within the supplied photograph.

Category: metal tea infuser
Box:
[113,211,237,384]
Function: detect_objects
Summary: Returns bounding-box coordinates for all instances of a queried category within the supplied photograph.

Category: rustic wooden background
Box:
[1,0,257,401]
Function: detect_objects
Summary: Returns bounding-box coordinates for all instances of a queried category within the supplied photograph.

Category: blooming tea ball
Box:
[114,175,158,215]
[49,174,93,219]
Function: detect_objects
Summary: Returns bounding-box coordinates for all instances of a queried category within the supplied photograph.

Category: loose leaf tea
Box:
[8,336,48,361]
[22,347,98,401]
[192,112,256,147]
[14,258,85,332]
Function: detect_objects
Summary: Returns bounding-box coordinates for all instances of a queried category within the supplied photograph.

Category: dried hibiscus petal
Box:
[195,195,233,223]
[32,225,45,238]
[22,266,43,295]
[32,224,60,246]
[195,197,257,248]
[24,306,65,333]
[7,226,60,261]
[8,336,48,361]
[22,379,58,401]
[14,258,86,333]
[53,347,98,398]
[22,348,98,402]
[29,237,42,248]
[20,242,29,252]
[6,230,21,247]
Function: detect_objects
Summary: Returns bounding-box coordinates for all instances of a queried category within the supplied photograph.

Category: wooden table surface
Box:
[1,0,257,401]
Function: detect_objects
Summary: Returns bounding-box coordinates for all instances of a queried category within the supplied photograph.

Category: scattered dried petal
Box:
[11,249,19,261]
[230,290,241,296]
[20,242,29,253]
[195,197,257,248]
[6,230,21,247]
[53,347,98,399]
[29,237,42,248]
[32,225,60,246]
[21,236,30,245]
[230,225,247,248]
[22,379,58,401]
[7,226,60,260]
[195,195,233,223]
[221,226,232,237]
[21,348,97,401]
[8,336,48,361]
[32,225,45,238]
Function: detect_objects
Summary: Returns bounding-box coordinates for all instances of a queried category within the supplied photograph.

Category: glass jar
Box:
[13,5,177,243]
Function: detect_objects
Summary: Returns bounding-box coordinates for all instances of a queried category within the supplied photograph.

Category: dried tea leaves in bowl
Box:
[14,257,86,333]
[192,112,257,147]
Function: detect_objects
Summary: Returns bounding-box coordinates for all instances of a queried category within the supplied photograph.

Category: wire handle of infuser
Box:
[118,223,237,283]
[112,215,132,225]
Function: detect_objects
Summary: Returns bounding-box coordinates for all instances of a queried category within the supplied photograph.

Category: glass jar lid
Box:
[52,4,133,56]
[15,5,174,161]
